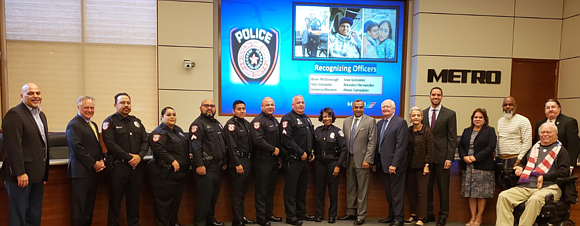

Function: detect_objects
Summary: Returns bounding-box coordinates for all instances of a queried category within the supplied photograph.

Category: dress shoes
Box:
[354,219,365,225]
[175,223,182,226]
[424,214,435,223]
[268,216,283,222]
[315,216,323,222]
[389,220,403,226]
[328,217,336,223]
[378,218,394,223]
[243,217,256,224]
[232,221,245,226]
[298,215,315,221]
[436,218,447,226]
[286,218,303,226]
[338,215,357,220]
[207,221,224,226]
[258,222,271,226]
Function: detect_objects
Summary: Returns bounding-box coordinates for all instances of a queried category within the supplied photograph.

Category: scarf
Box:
[517,141,561,184]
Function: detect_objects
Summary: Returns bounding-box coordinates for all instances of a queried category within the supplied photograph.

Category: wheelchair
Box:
[496,162,578,226]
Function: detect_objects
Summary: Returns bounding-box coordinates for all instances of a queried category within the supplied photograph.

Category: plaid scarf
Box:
[517,141,561,184]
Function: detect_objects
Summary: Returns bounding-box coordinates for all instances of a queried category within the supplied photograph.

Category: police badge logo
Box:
[282,121,288,128]
[338,130,344,137]
[152,134,160,142]
[134,121,140,128]
[330,133,335,139]
[230,28,279,85]
[103,121,109,130]
[253,122,261,129]
[297,118,302,125]
[191,125,198,133]
[228,124,235,132]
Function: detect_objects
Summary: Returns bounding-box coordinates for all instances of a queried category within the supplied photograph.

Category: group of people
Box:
[327,17,396,60]
[1,83,578,226]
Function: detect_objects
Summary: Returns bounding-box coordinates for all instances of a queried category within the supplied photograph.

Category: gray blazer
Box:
[343,114,377,168]
[421,105,457,164]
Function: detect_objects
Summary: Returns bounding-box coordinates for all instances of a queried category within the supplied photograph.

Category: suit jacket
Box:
[422,106,457,164]
[458,126,497,171]
[375,116,408,173]
[534,114,580,168]
[0,102,49,183]
[66,115,103,178]
[343,114,376,168]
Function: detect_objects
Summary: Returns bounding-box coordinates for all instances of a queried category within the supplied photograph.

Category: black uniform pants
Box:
[254,155,280,224]
[108,162,144,226]
[194,163,222,226]
[427,163,450,219]
[382,170,406,221]
[283,160,309,219]
[307,37,319,57]
[315,158,339,218]
[148,161,187,226]
[71,176,98,226]
[231,158,252,222]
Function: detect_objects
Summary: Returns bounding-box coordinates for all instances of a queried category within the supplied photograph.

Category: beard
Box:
[205,111,215,118]
[503,111,514,120]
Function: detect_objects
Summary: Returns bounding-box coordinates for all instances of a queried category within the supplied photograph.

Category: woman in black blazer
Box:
[458,108,496,226]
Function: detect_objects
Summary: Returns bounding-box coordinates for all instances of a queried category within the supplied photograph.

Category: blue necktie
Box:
[379,119,388,153]
[350,118,359,154]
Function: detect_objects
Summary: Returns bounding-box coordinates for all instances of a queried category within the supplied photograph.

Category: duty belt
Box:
[236,151,252,159]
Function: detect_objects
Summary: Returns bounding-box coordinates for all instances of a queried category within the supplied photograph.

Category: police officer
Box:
[307,10,322,57]
[190,98,227,226]
[313,107,347,223]
[251,97,284,226]
[148,107,190,226]
[281,95,315,225]
[102,93,148,226]
[225,100,256,226]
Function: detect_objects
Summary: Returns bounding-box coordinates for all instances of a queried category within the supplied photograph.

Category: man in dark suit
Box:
[533,99,579,174]
[339,99,376,225]
[0,83,49,226]
[66,96,105,226]
[421,87,457,226]
[375,100,408,226]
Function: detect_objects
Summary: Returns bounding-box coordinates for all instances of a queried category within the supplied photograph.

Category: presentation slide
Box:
[220,0,405,116]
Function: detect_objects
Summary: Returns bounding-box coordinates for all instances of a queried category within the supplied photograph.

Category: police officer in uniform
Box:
[307,10,322,57]
[251,97,284,226]
[225,100,256,226]
[190,98,227,226]
[148,107,190,226]
[313,107,347,223]
[281,95,315,225]
[102,93,148,226]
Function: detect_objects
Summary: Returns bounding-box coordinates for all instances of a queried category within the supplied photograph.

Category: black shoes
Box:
[286,218,303,226]
[424,214,435,223]
[389,220,403,226]
[378,218,394,223]
[207,222,224,226]
[268,216,283,222]
[243,217,256,224]
[328,217,336,224]
[315,216,323,222]
[338,215,357,220]
[232,221,245,226]
[436,218,447,226]
[354,219,365,225]
[258,222,271,226]
[298,215,315,221]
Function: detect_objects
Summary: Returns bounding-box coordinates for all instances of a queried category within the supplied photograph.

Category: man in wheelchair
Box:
[496,122,571,226]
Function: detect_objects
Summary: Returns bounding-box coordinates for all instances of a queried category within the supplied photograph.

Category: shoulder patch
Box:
[338,130,344,137]
[282,121,288,128]
[228,123,235,132]
[152,134,161,142]
[253,121,261,129]
[191,125,198,133]
[103,121,109,130]
[134,121,140,128]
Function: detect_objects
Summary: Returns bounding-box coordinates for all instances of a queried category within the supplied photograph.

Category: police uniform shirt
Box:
[251,112,282,155]
[309,18,322,36]
[314,124,347,166]
[149,123,190,170]
[189,114,227,167]
[225,116,253,167]
[102,112,149,160]
[281,110,315,159]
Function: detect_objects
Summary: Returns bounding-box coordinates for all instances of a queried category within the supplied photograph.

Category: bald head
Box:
[292,95,305,114]
[20,83,42,109]
[261,97,275,115]
[200,98,216,118]
[502,96,517,117]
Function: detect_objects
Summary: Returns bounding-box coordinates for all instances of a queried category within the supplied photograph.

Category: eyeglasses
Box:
[202,104,216,108]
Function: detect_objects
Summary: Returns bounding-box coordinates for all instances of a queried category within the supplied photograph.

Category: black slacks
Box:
[194,163,222,226]
[148,161,187,226]
[108,162,144,226]
[427,163,450,219]
[71,176,98,226]
[231,158,252,222]
[382,171,406,221]
[405,168,429,218]
[4,181,44,226]
[315,158,339,218]
[253,155,280,224]
[283,160,309,219]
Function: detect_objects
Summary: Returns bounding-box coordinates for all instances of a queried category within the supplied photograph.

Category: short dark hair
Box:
[545,99,561,108]
[233,100,245,109]
[365,20,378,33]
[318,107,336,123]
[114,93,130,104]
[161,106,175,116]
[470,108,489,128]
[430,87,443,95]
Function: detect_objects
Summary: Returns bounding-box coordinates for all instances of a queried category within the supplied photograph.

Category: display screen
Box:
[220,0,406,116]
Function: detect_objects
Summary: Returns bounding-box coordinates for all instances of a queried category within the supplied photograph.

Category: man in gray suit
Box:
[338,99,376,225]
[421,87,457,226]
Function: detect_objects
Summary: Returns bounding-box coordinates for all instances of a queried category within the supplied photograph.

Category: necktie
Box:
[378,119,388,153]
[431,109,437,129]
[89,121,99,140]
[350,118,359,154]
